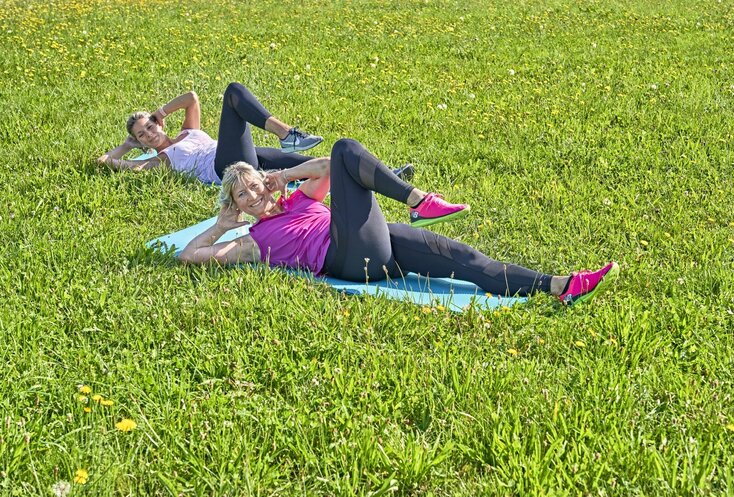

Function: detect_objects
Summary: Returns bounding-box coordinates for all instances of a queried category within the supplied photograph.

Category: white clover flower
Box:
[508,69,515,76]
[437,103,447,110]
[51,481,71,497]
[650,84,658,90]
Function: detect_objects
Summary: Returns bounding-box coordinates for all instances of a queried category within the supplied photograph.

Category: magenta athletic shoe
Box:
[409,193,470,228]
[558,262,619,306]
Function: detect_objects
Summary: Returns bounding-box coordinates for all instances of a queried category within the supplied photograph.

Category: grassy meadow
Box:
[2,0,734,494]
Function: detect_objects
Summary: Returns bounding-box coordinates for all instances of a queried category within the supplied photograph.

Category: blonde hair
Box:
[219,161,266,208]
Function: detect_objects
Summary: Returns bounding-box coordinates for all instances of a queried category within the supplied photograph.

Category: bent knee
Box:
[225,82,243,94]
[331,138,362,156]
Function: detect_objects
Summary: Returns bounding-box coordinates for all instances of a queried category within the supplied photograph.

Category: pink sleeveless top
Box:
[160,129,220,185]
[248,190,331,274]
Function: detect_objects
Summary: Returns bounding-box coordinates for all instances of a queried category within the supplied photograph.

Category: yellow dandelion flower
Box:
[575,340,586,348]
[726,424,734,432]
[83,407,91,413]
[115,419,137,432]
[73,469,89,485]
[78,385,92,394]
[100,399,113,407]
[436,305,446,312]
[508,348,519,356]
[91,395,103,403]
[421,306,431,314]
[639,240,649,247]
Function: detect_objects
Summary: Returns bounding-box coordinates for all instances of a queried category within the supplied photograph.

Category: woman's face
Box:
[130,117,166,149]
[232,177,276,219]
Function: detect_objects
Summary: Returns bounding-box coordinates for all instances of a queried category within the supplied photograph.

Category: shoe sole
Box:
[570,262,620,306]
[281,137,324,154]
[410,206,470,228]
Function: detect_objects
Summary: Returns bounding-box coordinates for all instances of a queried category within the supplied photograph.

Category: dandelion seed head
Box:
[51,481,71,497]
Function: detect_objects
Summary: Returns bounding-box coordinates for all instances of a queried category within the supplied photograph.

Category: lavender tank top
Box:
[248,190,331,274]
[161,129,220,185]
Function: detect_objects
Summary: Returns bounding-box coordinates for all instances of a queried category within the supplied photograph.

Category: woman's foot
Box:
[558,262,619,306]
[280,127,323,153]
[409,193,470,228]
[392,163,415,181]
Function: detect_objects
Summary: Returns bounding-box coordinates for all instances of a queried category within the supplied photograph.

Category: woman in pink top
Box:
[97,82,323,184]
[179,139,619,306]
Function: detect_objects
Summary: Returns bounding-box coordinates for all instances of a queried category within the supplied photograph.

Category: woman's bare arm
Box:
[178,206,259,265]
[264,157,331,202]
[151,91,201,131]
[97,150,169,172]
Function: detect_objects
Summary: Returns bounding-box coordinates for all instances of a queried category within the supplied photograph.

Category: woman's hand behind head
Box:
[263,170,288,200]
[150,109,166,129]
[215,205,251,232]
[124,135,144,150]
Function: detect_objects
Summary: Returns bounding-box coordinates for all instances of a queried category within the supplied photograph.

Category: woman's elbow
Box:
[177,251,200,265]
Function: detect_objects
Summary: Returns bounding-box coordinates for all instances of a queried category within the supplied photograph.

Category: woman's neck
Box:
[259,198,284,219]
[155,135,174,152]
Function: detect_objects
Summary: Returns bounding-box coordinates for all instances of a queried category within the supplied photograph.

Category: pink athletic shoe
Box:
[558,262,619,306]
[409,193,470,228]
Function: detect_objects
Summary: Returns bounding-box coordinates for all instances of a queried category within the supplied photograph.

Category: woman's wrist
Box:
[157,106,168,118]
[281,170,288,183]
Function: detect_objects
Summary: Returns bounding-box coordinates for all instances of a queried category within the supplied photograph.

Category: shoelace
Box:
[289,127,307,140]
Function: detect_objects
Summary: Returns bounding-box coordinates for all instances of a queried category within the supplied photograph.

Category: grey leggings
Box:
[322,139,552,296]
[213,82,312,179]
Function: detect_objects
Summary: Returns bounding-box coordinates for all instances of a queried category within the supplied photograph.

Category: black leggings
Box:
[213,82,313,179]
[322,139,553,296]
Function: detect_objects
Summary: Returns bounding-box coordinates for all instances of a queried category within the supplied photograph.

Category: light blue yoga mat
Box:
[147,217,527,312]
[132,150,158,161]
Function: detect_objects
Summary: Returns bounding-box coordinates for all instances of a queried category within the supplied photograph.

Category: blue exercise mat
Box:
[132,150,158,161]
[147,217,527,312]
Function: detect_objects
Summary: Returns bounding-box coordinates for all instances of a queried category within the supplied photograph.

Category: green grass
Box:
[1,0,734,494]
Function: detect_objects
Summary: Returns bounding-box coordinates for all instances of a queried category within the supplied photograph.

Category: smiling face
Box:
[130,117,166,149]
[232,176,277,219]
